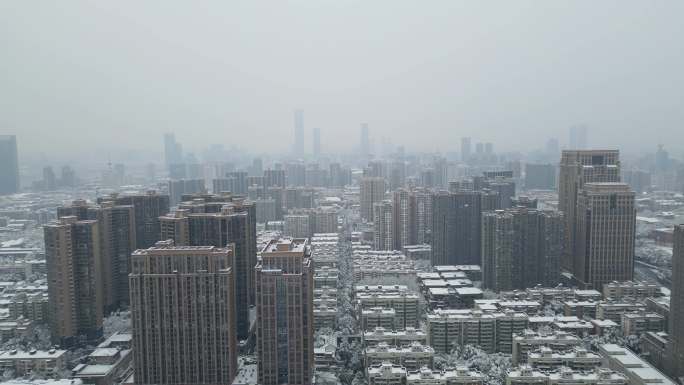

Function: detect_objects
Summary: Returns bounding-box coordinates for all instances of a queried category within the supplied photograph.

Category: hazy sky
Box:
[2,1,683,160]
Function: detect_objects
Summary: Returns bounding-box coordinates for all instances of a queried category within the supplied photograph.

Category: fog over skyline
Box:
[2,1,683,161]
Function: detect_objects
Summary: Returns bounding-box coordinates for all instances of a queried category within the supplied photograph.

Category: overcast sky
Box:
[2,1,683,160]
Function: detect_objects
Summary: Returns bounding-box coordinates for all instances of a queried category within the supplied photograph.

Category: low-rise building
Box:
[356,290,420,329]
[362,308,397,331]
[363,327,427,348]
[406,367,483,385]
[597,301,646,324]
[563,301,598,319]
[512,330,583,365]
[403,245,431,261]
[602,281,661,301]
[71,332,133,385]
[354,252,417,283]
[314,305,337,331]
[552,320,595,337]
[621,312,664,336]
[314,343,337,370]
[427,309,528,354]
[367,362,407,385]
[0,318,32,342]
[314,266,339,289]
[364,342,434,371]
[432,265,482,282]
[645,296,670,332]
[507,366,627,385]
[590,319,619,336]
[527,347,602,371]
[640,331,669,372]
[0,349,67,377]
[599,344,675,385]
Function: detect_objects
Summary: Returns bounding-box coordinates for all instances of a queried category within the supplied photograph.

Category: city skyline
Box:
[1,2,684,385]
[3,2,684,158]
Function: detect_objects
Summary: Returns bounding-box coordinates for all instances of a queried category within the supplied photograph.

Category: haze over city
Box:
[1,2,684,385]
[3,1,684,160]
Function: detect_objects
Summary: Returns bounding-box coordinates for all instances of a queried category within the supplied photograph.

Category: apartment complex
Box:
[44,216,102,344]
[255,238,313,385]
[129,241,237,385]
[482,207,563,292]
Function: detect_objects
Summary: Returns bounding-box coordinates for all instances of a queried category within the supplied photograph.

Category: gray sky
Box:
[2,1,683,160]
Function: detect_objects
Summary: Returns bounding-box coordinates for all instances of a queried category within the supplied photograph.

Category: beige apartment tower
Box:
[256,238,314,385]
[361,177,386,221]
[575,183,635,289]
[44,216,103,344]
[130,241,237,385]
[558,150,620,274]
[374,200,394,251]
[57,200,136,312]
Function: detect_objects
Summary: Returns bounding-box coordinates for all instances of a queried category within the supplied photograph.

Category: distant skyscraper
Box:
[58,200,136,312]
[256,238,313,385]
[294,109,304,155]
[668,225,684,378]
[482,208,563,292]
[431,191,482,266]
[373,200,393,251]
[388,161,407,191]
[360,123,370,159]
[461,137,472,163]
[486,178,516,209]
[0,135,19,195]
[43,166,57,191]
[253,157,264,176]
[559,150,620,272]
[575,183,635,289]
[284,162,305,187]
[392,190,411,250]
[163,133,183,169]
[622,169,651,194]
[44,216,102,344]
[264,169,286,188]
[546,138,560,159]
[525,163,556,190]
[420,168,436,188]
[98,191,170,249]
[168,179,206,206]
[432,157,448,188]
[360,177,386,221]
[313,127,321,158]
[655,144,670,173]
[226,171,248,195]
[130,241,237,385]
[569,125,588,149]
[413,189,433,245]
[329,163,351,188]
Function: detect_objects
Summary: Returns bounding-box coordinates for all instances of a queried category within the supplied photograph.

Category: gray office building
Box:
[0,135,19,195]
[482,208,564,292]
[431,191,482,266]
